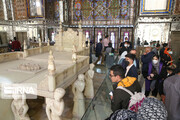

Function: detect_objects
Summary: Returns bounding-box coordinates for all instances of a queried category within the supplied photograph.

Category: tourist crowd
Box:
[94,36,180,120]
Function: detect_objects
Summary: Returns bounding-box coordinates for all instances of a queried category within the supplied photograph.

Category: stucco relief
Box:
[171,23,180,31]
[63,28,79,49]
[137,23,169,44]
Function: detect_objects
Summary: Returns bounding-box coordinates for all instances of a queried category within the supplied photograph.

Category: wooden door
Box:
[0,32,7,46]
[16,32,27,45]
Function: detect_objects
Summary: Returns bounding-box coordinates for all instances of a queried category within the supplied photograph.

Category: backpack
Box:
[117,86,145,112]
[107,109,137,120]
[137,97,167,119]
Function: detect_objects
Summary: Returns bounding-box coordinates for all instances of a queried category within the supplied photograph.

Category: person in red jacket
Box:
[12,37,21,51]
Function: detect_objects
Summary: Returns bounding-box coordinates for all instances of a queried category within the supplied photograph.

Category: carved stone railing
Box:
[0,52,23,63]
[55,56,89,89]
[76,48,90,56]
[26,46,50,57]
[30,42,47,48]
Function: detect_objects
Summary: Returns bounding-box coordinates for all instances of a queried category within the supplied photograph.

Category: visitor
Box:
[105,42,114,68]
[124,54,138,79]
[117,51,127,65]
[103,35,109,51]
[144,40,149,45]
[107,97,167,120]
[145,54,166,97]
[152,44,160,56]
[159,64,176,103]
[119,39,123,49]
[141,47,155,79]
[12,37,21,51]
[163,48,173,66]
[119,41,130,56]
[160,43,168,62]
[95,39,103,64]
[164,66,180,120]
[8,40,13,52]
[130,49,139,70]
[109,65,141,112]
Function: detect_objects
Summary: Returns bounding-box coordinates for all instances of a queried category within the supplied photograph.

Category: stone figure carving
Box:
[48,50,56,91]
[18,63,41,71]
[46,88,65,120]
[72,74,85,119]
[72,45,77,62]
[84,63,95,99]
[11,94,30,120]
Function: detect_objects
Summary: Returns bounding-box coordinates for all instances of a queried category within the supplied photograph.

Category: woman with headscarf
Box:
[145,54,166,97]
[159,64,176,103]
[117,51,127,65]
[163,48,173,66]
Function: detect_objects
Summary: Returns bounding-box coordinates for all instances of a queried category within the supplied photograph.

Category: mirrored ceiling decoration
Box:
[14,0,28,20]
[72,0,134,25]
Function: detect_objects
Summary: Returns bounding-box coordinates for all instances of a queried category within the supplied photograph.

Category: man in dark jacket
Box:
[95,39,103,64]
[124,54,138,79]
[119,41,130,55]
[141,47,155,78]
[164,66,180,120]
[109,65,141,112]
[130,49,139,70]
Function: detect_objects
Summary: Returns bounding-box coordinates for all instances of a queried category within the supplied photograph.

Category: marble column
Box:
[23,40,28,58]
[59,0,64,23]
[41,27,44,42]
[2,0,7,20]
[27,25,30,48]
[45,26,48,42]
[10,0,14,20]
[72,45,77,63]
[48,50,56,92]
[46,88,65,120]
[72,74,85,119]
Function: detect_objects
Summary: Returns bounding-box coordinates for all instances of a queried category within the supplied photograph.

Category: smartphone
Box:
[109,91,113,96]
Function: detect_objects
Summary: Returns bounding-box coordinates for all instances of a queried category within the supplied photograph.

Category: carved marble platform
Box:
[0,51,89,99]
